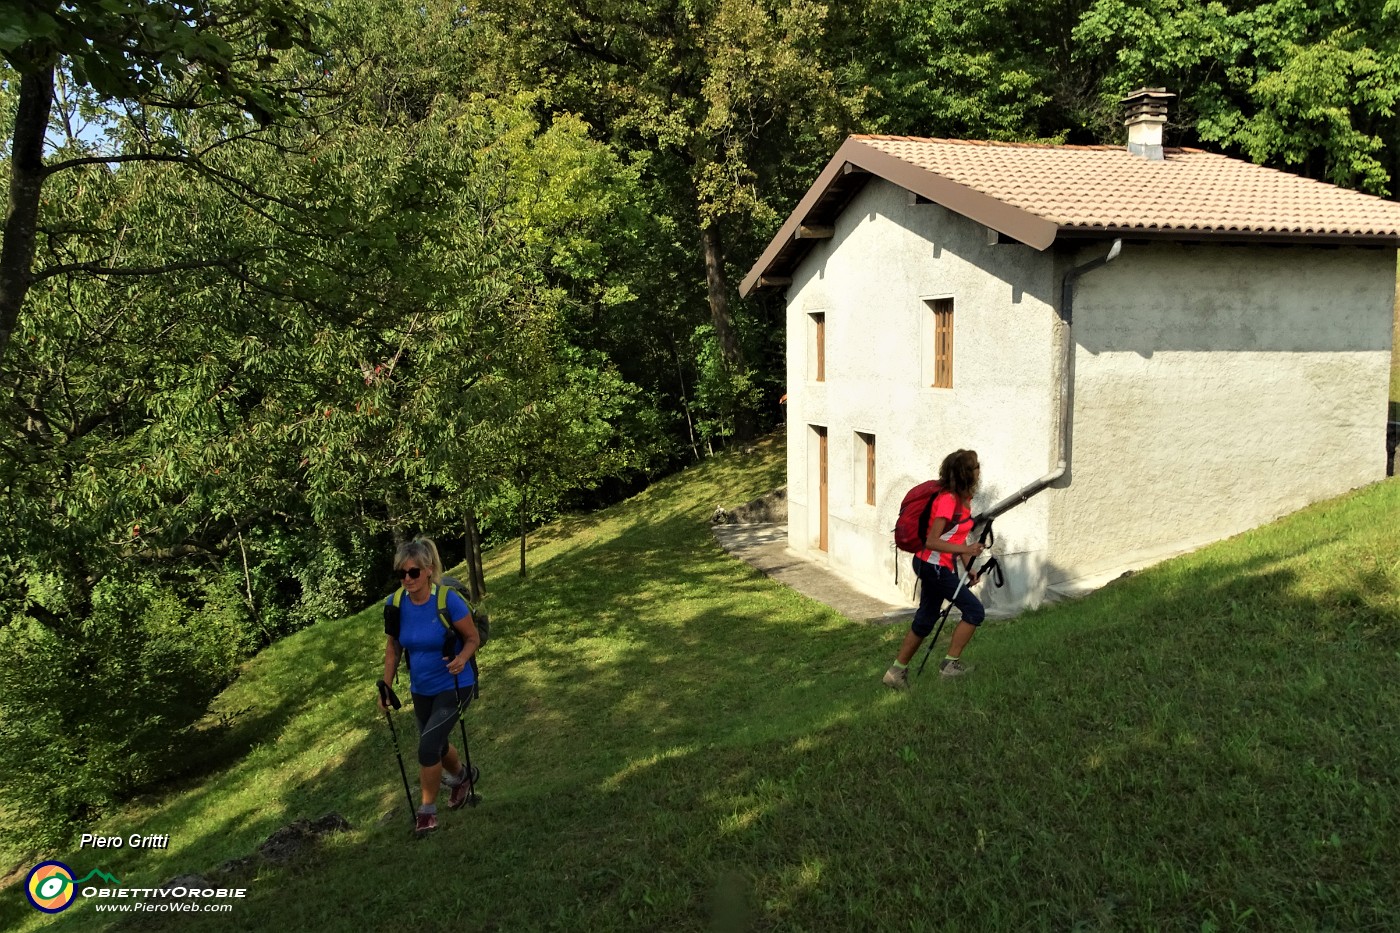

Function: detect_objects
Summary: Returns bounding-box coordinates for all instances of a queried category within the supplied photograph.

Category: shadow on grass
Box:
[14,472,1397,931]
[127,506,1400,928]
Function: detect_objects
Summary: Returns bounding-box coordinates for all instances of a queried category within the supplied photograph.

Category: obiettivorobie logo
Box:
[24,859,249,915]
[25,862,122,914]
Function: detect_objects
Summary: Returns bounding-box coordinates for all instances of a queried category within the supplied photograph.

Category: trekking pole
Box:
[451,675,480,807]
[917,520,997,676]
[377,680,416,832]
[445,628,480,807]
[915,594,961,676]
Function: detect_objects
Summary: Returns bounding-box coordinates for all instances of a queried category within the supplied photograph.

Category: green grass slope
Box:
[7,436,1400,931]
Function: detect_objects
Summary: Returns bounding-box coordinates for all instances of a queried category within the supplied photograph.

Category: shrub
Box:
[0,568,250,850]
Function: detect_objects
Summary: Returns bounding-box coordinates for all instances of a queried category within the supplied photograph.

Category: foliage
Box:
[690,323,763,446]
[0,0,317,124]
[1074,0,1400,193]
[0,567,253,850]
[489,345,670,555]
[469,0,864,423]
[859,0,1090,141]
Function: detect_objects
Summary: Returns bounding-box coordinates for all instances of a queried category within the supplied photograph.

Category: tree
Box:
[0,0,668,846]
[469,0,862,440]
[1074,0,1400,194]
[857,0,1103,142]
[0,0,321,363]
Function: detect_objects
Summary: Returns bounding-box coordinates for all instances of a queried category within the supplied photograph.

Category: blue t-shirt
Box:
[387,586,474,696]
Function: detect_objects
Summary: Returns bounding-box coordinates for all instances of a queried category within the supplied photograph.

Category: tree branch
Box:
[32,258,235,283]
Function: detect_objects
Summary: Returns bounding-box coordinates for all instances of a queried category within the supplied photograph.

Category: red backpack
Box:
[894,480,967,553]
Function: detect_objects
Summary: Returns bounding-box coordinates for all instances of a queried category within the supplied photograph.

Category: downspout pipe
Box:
[975,238,1122,525]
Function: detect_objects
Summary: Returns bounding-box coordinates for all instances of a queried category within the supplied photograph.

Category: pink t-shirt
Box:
[916,491,973,570]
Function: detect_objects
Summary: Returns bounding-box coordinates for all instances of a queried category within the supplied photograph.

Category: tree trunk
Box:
[669,335,701,461]
[518,482,528,579]
[463,509,486,603]
[386,495,410,547]
[700,221,743,372]
[700,221,756,441]
[0,65,55,365]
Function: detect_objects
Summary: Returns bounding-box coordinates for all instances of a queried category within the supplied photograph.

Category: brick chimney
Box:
[1122,87,1175,160]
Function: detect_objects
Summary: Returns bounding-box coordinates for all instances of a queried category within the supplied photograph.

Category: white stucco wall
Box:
[783,181,1397,614]
[784,179,1061,614]
[1049,243,1396,584]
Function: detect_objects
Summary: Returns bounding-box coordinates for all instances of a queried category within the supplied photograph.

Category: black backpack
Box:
[383,575,490,698]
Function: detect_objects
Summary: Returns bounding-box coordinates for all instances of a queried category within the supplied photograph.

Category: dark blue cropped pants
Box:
[910,557,985,638]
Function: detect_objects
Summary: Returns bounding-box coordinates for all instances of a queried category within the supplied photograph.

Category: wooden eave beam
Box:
[740,138,1060,297]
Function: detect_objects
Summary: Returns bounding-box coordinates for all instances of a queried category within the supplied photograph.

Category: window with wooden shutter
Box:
[930,299,953,388]
[811,312,826,382]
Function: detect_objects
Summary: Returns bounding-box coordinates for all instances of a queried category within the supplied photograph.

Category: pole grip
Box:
[377,679,401,710]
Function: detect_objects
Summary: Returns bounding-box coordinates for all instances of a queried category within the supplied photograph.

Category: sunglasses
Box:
[397,567,423,580]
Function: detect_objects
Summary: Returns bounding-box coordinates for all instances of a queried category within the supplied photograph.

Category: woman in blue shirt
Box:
[377,538,481,836]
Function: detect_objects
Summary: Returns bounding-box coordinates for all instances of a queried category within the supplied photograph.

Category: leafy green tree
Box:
[0,567,252,849]
[0,0,320,363]
[1075,0,1400,193]
[491,344,668,577]
[469,0,861,439]
[858,0,1100,142]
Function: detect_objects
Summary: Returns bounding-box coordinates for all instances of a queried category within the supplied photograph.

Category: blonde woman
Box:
[377,538,481,836]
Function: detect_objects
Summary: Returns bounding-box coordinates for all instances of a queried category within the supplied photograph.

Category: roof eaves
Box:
[852,141,1060,250]
[740,138,1061,297]
[739,139,869,297]
[1055,224,1400,247]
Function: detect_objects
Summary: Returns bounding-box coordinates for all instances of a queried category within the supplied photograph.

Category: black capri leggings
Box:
[411,689,471,767]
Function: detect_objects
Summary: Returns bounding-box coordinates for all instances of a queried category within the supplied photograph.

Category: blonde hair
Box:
[393,537,443,584]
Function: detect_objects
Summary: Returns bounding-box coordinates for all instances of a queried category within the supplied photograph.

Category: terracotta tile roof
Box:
[741,134,1400,295]
[855,135,1400,238]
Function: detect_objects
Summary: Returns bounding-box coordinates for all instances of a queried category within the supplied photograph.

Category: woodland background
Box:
[2,0,1397,850]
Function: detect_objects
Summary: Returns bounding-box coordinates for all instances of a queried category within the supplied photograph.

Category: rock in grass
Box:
[258,813,351,863]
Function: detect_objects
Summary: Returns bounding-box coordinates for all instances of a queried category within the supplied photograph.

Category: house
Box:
[741,89,1400,615]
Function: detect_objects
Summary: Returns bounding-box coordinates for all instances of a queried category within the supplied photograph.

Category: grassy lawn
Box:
[6,434,1400,931]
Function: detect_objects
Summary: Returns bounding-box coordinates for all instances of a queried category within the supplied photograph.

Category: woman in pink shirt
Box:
[884,449,986,688]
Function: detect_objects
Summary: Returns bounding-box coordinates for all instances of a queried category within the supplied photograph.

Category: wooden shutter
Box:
[932,299,953,388]
[860,433,876,505]
[817,427,828,551]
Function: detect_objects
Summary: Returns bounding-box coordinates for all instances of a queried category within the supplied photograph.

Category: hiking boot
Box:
[447,766,480,810]
[414,811,438,837]
[939,658,973,678]
[882,665,909,690]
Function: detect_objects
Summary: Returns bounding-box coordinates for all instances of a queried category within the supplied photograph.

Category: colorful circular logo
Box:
[26,861,77,913]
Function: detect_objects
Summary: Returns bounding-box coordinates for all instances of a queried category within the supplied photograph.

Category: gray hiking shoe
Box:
[882,665,909,690]
[939,658,973,678]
